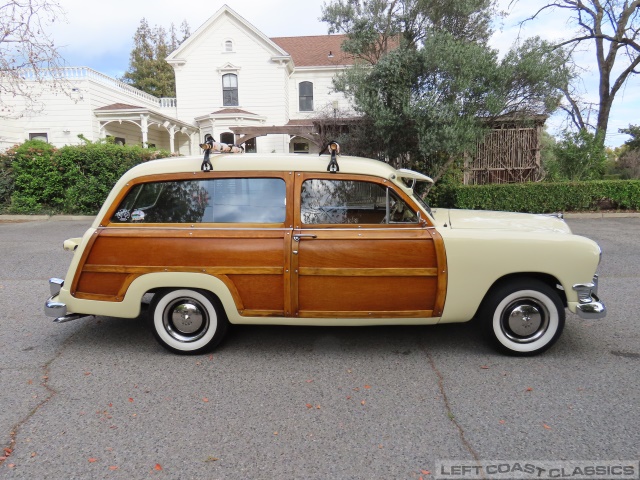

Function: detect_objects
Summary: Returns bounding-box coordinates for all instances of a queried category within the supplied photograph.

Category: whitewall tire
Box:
[480,279,565,356]
[149,289,228,354]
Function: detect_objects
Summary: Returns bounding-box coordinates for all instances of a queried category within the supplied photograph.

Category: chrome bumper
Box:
[572,275,606,320]
[45,278,89,323]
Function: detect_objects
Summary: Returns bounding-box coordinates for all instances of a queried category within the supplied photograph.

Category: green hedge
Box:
[429,180,640,213]
[2,141,639,215]
[0,140,173,214]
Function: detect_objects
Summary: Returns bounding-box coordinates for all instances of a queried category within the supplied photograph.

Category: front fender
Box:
[438,229,601,323]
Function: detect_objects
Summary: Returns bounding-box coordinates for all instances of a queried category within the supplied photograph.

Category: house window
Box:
[222,74,238,106]
[107,135,126,145]
[29,133,48,142]
[244,137,256,153]
[293,142,309,154]
[224,40,233,52]
[299,82,313,111]
[220,132,235,145]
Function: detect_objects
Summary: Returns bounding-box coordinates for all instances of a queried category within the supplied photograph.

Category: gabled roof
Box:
[167,4,289,63]
[271,35,355,67]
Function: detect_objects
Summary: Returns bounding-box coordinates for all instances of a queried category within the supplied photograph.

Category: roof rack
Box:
[199,134,244,171]
[319,140,340,173]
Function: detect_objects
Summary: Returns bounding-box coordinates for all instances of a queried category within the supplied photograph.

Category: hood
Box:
[431,209,571,234]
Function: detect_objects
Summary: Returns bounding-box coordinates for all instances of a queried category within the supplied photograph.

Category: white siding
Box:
[289,69,351,120]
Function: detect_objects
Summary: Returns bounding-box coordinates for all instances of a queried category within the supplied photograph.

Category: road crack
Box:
[0,331,80,469]
[425,351,481,463]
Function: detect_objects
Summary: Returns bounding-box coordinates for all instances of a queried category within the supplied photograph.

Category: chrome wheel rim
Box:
[163,297,209,343]
[500,298,549,343]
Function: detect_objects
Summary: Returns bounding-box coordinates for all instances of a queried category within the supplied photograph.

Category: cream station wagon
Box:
[45,150,606,356]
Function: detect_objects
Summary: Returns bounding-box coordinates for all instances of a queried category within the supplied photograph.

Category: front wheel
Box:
[149,289,228,354]
[479,279,565,356]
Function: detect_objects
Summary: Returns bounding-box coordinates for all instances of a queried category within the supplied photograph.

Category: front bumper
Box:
[572,275,606,320]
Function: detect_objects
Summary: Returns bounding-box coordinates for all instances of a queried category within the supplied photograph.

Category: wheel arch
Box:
[476,272,567,317]
[64,272,241,321]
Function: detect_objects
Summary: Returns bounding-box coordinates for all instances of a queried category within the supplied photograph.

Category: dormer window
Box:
[224,40,233,52]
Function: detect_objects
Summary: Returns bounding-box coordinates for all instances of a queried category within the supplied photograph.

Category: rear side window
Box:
[111,178,286,224]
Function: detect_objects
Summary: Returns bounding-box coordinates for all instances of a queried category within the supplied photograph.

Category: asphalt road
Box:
[0,218,638,479]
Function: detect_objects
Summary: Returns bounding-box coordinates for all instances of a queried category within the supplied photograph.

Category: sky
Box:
[47,0,639,147]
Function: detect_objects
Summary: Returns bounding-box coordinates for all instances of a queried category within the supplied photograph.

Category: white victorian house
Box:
[0,5,353,155]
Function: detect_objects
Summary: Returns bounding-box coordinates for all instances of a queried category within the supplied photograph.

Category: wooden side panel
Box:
[294,229,440,318]
[72,228,288,316]
[298,276,437,312]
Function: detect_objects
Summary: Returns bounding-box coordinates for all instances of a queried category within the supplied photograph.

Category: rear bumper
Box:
[572,275,606,320]
[44,278,90,323]
[45,295,67,318]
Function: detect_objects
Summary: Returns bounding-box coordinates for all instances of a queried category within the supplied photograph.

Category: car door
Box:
[290,172,447,320]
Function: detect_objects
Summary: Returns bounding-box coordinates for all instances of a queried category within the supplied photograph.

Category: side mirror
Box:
[417,211,428,228]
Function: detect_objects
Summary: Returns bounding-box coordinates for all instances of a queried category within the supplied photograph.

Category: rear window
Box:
[111,178,286,224]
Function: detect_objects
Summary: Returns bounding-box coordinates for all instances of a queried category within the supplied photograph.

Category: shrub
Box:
[429,179,640,212]
[2,140,172,214]
[545,129,607,181]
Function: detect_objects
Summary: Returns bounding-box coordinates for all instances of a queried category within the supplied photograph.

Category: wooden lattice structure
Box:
[465,115,547,185]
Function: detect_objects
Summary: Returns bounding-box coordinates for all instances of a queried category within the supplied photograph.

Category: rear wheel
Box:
[479,279,565,356]
[149,289,228,354]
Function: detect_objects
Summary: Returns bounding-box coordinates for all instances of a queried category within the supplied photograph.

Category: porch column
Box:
[168,126,176,153]
[189,132,198,156]
[140,114,149,148]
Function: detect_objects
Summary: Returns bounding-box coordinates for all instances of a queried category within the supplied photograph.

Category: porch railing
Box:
[20,67,177,109]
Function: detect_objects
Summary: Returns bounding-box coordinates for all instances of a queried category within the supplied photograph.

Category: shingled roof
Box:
[270,35,355,67]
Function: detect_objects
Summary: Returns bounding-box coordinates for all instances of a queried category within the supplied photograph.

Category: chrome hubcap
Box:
[163,298,209,342]
[501,299,549,343]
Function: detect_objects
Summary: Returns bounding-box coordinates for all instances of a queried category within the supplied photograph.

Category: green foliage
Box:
[620,124,640,151]
[121,18,190,97]
[430,180,640,212]
[323,0,570,183]
[2,140,172,214]
[545,129,607,181]
[322,0,496,63]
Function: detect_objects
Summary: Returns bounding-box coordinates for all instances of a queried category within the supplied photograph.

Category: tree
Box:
[322,0,570,182]
[546,129,607,180]
[0,0,67,118]
[523,1,640,143]
[619,124,640,150]
[121,18,190,97]
[322,0,497,63]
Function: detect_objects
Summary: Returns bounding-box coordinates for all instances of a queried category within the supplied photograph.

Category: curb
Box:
[1,212,639,222]
[0,215,95,222]
[563,212,640,219]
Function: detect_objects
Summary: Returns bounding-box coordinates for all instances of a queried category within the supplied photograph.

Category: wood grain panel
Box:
[298,276,437,312]
[298,239,437,269]
[84,236,284,268]
[76,272,128,296]
[228,275,284,312]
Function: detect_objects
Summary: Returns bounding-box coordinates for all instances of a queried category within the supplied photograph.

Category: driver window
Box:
[301,179,417,225]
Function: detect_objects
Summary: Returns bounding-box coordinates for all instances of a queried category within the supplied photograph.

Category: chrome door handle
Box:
[293,234,317,242]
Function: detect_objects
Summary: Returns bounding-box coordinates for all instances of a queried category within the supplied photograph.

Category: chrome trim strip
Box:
[53,313,91,324]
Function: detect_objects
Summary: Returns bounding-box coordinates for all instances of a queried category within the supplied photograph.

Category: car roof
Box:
[122,153,433,186]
